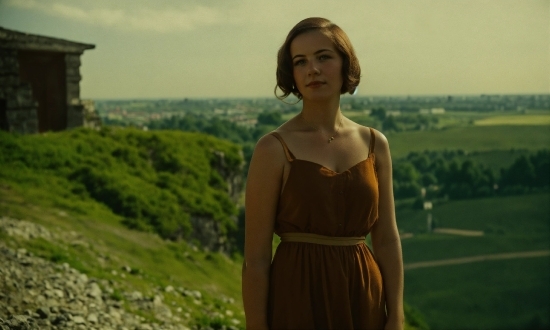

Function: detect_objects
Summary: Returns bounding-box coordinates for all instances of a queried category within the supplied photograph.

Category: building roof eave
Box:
[0,26,95,53]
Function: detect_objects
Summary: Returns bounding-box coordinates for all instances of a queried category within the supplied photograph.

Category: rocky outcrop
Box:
[189,216,231,253]
[210,150,244,205]
[0,217,241,330]
[187,150,244,253]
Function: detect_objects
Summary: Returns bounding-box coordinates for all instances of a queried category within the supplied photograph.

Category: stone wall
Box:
[65,53,85,129]
[0,49,38,134]
[0,46,91,134]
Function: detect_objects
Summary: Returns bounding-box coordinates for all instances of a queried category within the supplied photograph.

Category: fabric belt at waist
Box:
[280,233,366,246]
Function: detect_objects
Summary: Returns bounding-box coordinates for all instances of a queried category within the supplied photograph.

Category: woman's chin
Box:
[302,92,340,103]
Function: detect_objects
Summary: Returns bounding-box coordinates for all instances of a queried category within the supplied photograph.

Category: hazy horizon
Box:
[1,0,548,99]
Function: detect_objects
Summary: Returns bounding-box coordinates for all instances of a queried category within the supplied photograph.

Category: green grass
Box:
[0,185,245,327]
[397,193,550,262]
[404,256,550,330]
[398,193,550,233]
[1,187,244,296]
[475,114,550,126]
[386,126,550,159]
[397,194,550,329]
[401,234,549,264]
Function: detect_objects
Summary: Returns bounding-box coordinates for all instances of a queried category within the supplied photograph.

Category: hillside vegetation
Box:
[0,127,243,248]
[0,127,428,329]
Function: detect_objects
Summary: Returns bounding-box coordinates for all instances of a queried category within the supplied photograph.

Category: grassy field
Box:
[398,193,550,262]
[338,110,550,160]
[405,256,550,330]
[386,125,550,159]
[397,193,550,235]
[475,114,550,126]
[397,193,550,329]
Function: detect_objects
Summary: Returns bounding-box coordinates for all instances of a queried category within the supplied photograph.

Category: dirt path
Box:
[432,228,484,236]
[404,250,550,270]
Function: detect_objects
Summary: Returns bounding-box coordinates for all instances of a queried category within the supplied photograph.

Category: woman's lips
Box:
[306,81,325,88]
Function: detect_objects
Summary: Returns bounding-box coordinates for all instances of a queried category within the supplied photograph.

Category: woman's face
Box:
[290,30,343,102]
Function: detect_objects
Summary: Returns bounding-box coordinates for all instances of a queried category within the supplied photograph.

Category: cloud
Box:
[5,0,225,32]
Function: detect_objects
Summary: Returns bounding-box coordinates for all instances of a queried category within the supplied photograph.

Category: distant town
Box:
[95,94,550,128]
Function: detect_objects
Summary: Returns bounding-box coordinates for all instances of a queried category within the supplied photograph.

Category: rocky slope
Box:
[0,216,240,330]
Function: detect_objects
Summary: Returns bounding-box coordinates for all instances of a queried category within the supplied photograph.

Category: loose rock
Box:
[0,216,238,330]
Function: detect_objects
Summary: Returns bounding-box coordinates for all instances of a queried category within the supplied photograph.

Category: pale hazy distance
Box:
[1,0,548,99]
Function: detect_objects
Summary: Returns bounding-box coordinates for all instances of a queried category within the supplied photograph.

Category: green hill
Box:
[0,127,243,249]
[0,128,427,329]
[0,127,247,328]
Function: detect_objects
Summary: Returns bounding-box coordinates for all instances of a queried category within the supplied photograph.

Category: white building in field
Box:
[419,108,446,115]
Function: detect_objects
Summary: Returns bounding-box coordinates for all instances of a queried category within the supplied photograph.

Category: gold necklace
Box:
[300,111,343,144]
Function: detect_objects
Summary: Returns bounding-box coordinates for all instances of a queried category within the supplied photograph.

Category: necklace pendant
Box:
[328,136,334,143]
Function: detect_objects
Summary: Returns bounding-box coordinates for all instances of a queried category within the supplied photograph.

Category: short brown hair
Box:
[275,17,361,100]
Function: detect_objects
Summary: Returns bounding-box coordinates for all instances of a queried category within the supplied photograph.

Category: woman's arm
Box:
[242,134,286,330]
[370,130,405,329]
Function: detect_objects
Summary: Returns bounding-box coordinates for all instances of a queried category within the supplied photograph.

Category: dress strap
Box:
[270,132,295,162]
[369,128,376,155]
[280,232,366,246]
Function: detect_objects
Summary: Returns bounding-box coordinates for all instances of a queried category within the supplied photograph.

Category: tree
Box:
[393,162,421,198]
[531,150,550,187]
[393,162,420,183]
[500,155,536,187]
[421,173,437,186]
[370,107,386,121]
[257,111,283,126]
[382,115,399,132]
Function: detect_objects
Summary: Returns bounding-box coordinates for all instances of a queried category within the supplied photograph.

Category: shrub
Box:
[0,128,243,242]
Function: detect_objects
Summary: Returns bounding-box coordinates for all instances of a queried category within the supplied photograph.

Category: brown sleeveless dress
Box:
[268,129,386,330]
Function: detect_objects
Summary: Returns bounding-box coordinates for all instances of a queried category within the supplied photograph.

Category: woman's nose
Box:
[307,63,320,75]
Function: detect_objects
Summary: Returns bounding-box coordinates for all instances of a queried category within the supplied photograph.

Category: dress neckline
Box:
[293,155,374,175]
[280,154,375,197]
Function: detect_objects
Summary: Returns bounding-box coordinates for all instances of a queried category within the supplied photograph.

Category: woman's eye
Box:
[294,60,306,66]
[319,54,331,61]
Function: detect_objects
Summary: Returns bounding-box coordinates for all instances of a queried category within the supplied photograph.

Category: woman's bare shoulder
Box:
[371,127,390,150]
[255,132,281,152]
[353,125,390,151]
[251,132,287,166]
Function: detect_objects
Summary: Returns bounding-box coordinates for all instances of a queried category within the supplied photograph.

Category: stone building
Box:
[0,27,95,134]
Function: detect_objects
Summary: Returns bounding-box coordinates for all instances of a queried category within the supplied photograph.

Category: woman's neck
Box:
[300,96,342,131]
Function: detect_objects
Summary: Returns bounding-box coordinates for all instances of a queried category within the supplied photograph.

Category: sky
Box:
[1,0,549,99]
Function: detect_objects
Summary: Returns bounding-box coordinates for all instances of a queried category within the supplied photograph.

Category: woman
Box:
[242,17,404,330]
